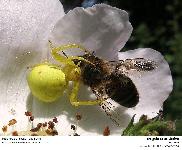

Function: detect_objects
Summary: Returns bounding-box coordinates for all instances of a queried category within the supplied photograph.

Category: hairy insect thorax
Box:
[76,54,112,87]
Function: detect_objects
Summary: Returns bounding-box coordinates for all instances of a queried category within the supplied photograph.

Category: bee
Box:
[27,42,157,124]
[70,49,157,108]
[58,44,157,125]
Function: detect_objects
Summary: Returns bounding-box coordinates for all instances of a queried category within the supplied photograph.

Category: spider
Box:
[27,42,157,108]
[27,42,104,106]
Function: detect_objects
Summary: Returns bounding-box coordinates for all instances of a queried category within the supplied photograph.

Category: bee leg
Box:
[70,81,104,107]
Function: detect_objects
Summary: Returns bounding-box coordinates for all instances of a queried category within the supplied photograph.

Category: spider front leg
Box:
[50,41,94,66]
[70,81,104,106]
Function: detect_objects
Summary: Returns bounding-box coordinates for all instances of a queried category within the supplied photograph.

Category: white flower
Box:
[0,0,173,135]
[0,0,64,134]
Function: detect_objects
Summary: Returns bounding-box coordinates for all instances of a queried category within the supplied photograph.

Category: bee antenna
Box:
[62,51,68,58]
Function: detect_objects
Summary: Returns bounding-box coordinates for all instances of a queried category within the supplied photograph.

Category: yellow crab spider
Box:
[27,42,103,106]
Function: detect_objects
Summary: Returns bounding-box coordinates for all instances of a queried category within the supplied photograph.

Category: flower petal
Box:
[118,48,173,121]
[50,4,132,60]
[31,48,173,135]
[0,0,64,132]
[29,86,130,135]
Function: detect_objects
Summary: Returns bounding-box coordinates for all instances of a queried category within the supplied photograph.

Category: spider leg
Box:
[51,47,75,66]
[49,41,90,53]
[50,42,94,66]
[69,81,104,107]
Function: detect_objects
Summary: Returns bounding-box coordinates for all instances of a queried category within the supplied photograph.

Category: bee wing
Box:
[120,58,157,71]
[112,58,157,77]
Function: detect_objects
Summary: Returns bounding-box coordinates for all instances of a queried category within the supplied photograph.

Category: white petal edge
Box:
[118,48,173,121]
[0,0,64,132]
[50,4,133,61]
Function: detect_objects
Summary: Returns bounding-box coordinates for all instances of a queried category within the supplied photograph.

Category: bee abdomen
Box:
[105,75,139,108]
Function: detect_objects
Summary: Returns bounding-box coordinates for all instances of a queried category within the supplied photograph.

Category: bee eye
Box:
[72,59,84,66]
[72,59,80,65]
